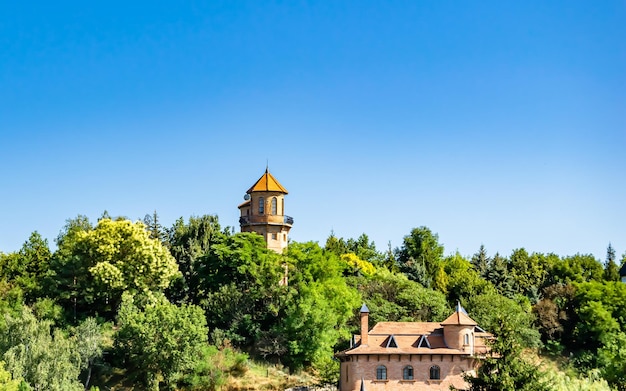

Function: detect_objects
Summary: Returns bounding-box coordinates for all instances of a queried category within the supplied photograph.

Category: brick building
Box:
[336,304,491,391]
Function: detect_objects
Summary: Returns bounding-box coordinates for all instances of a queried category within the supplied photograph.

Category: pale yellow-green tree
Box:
[544,369,611,391]
[50,218,180,321]
[341,253,376,277]
[85,219,179,294]
[0,360,23,391]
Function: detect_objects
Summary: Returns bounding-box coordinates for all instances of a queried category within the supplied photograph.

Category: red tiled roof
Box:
[338,310,490,357]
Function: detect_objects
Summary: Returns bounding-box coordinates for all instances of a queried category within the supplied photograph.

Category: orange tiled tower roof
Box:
[247,168,288,194]
[441,302,478,326]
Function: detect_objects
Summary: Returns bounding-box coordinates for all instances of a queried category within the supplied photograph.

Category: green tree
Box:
[194,232,287,349]
[345,234,384,264]
[572,281,626,353]
[324,231,348,256]
[466,293,541,348]
[143,210,167,243]
[166,215,226,304]
[279,242,360,370]
[114,295,209,390]
[382,241,398,272]
[508,249,547,302]
[443,252,494,303]
[603,243,620,282]
[395,227,444,287]
[0,360,25,390]
[72,318,103,389]
[459,312,550,391]
[597,331,626,390]
[178,345,248,391]
[471,244,490,279]
[0,307,83,391]
[485,253,516,298]
[324,233,383,265]
[551,254,604,284]
[0,233,52,303]
[49,218,179,321]
[544,369,611,391]
[353,269,449,324]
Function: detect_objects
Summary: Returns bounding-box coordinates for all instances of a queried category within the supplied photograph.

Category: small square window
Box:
[271,233,277,240]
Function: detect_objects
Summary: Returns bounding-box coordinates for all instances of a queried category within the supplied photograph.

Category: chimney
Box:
[360,304,369,346]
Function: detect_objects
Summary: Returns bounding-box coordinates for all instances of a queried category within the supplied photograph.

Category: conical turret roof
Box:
[441,303,478,326]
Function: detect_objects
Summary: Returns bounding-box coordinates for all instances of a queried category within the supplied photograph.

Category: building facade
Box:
[238,168,293,253]
[336,304,491,391]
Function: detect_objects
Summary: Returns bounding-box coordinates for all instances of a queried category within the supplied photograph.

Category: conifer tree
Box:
[143,210,167,243]
[485,253,515,298]
[471,244,490,279]
[604,243,619,282]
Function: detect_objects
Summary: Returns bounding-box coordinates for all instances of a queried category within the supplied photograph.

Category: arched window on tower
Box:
[258,197,264,214]
[281,198,284,215]
[271,197,277,215]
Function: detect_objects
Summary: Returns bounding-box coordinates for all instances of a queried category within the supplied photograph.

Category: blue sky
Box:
[1,1,625,260]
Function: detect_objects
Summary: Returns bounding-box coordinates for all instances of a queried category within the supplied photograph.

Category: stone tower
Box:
[238,168,293,253]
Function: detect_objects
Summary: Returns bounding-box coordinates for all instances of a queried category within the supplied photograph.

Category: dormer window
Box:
[417,335,431,348]
[271,197,277,215]
[258,197,264,214]
[385,335,398,348]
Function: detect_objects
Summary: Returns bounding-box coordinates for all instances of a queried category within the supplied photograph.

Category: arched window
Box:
[376,365,387,380]
[281,198,284,215]
[464,333,470,345]
[271,197,277,215]
[430,365,440,380]
[258,197,264,214]
[403,366,414,380]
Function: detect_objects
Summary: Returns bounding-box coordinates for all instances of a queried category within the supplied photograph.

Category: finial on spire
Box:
[266,159,269,173]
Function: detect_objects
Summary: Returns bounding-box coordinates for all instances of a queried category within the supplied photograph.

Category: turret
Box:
[441,302,477,354]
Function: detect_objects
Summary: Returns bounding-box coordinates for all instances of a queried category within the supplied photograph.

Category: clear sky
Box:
[1,1,625,261]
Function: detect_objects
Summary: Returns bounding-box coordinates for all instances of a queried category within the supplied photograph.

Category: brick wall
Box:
[340,354,475,391]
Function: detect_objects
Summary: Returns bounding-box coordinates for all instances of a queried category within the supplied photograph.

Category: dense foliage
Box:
[0,213,625,390]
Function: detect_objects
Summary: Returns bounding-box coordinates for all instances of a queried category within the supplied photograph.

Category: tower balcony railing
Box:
[239,215,294,226]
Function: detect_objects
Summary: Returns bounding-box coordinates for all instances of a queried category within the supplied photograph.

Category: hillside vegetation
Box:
[0,213,624,390]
